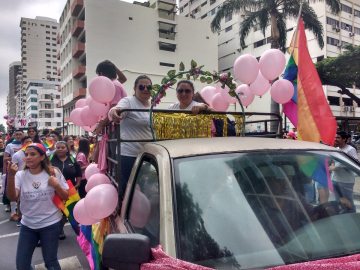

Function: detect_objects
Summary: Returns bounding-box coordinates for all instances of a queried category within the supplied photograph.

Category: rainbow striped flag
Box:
[53,180,81,235]
[21,142,31,151]
[283,18,337,146]
[43,140,54,149]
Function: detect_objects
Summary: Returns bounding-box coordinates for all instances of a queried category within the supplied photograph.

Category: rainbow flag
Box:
[53,180,81,235]
[43,140,54,149]
[21,142,31,151]
[283,18,337,146]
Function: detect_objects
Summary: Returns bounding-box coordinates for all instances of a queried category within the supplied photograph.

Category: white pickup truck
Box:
[101,136,360,270]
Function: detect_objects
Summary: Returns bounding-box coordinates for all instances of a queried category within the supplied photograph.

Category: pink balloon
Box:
[82,123,97,133]
[73,199,100,225]
[80,106,99,127]
[85,173,111,193]
[233,54,259,85]
[88,77,115,104]
[88,98,110,117]
[215,83,222,93]
[270,79,294,104]
[84,184,118,219]
[86,96,92,106]
[85,164,100,180]
[249,71,271,97]
[201,86,217,106]
[70,108,85,127]
[129,189,151,228]
[236,85,255,108]
[75,99,87,109]
[220,84,237,104]
[211,93,230,111]
[259,49,286,81]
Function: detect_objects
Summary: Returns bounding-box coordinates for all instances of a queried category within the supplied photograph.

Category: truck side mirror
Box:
[102,234,151,270]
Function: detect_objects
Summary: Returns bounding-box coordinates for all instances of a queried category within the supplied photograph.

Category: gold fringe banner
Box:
[152,113,244,139]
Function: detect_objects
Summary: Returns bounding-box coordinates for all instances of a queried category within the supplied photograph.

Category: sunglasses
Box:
[177,89,192,94]
[138,84,152,91]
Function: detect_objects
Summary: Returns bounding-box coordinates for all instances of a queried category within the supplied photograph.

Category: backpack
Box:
[214,118,236,137]
[49,154,75,164]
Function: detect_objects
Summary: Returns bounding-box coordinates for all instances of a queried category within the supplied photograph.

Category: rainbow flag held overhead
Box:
[43,140,54,149]
[283,18,337,146]
[53,180,81,235]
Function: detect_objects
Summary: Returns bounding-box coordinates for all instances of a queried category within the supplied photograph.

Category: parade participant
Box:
[40,134,46,143]
[64,135,77,158]
[346,133,358,151]
[93,60,127,135]
[0,140,4,173]
[42,129,50,138]
[6,143,69,270]
[167,80,213,115]
[330,131,359,213]
[109,75,153,194]
[46,131,61,156]
[3,129,23,214]
[76,139,90,198]
[286,131,297,140]
[50,141,82,240]
[27,127,41,143]
[11,136,33,225]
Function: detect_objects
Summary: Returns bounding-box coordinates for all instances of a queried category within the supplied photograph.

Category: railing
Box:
[103,109,282,208]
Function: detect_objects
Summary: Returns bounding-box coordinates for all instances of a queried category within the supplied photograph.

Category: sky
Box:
[0,0,140,131]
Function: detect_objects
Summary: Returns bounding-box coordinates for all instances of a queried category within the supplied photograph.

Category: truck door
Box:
[124,155,160,248]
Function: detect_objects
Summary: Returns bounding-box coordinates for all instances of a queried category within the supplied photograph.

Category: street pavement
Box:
[0,194,90,270]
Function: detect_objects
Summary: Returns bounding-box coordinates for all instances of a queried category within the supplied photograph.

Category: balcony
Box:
[72,65,86,78]
[57,51,60,60]
[71,0,84,16]
[57,33,60,44]
[72,42,85,58]
[57,68,60,76]
[39,105,55,111]
[73,88,86,100]
[64,116,71,123]
[71,20,85,38]
[57,101,62,108]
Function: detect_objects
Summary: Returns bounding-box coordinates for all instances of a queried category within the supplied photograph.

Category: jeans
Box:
[121,156,137,195]
[303,182,315,203]
[332,181,356,213]
[16,220,62,270]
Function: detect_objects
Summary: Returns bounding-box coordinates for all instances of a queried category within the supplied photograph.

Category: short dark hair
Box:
[15,129,24,134]
[336,131,348,140]
[50,131,63,141]
[176,80,195,92]
[134,75,152,88]
[96,61,116,79]
[21,136,31,144]
[42,129,50,136]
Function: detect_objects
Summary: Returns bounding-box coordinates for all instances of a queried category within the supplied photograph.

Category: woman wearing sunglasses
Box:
[167,80,213,115]
[109,75,153,194]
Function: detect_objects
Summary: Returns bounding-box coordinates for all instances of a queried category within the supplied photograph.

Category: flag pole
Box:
[291,2,304,55]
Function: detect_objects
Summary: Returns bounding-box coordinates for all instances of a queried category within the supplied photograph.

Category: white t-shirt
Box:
[167,100,204,110]
[5,142,22,157]
[12,150,25,171]
[15,168,69,229]
[115,97,152,157]
[332,145,359,184]
[46,149,56,157]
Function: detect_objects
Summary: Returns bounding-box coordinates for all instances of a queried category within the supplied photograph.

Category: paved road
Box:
[0,195,90,270]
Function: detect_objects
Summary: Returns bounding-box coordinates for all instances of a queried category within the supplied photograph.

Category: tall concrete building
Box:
[7,62,22,122]
[58,0,218,135]
[17,16,61,127]
[179,0,360,131]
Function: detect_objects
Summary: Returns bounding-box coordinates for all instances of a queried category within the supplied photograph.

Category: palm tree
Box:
[211,0,340,132]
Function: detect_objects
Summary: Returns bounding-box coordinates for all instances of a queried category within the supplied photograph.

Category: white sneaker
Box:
[5,205,11,212]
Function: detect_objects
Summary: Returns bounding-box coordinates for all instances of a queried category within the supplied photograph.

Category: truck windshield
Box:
[173,150,360,269]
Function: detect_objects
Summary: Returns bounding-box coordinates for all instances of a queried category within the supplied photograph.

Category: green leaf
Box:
[200,76,206,83]
[206,77,213,84]
[193,74,199,81]
[178,74,183,79]
[191,60,197,68]
[205,71,212,76]
[179,62,185,71]
[161,77,167,84]
[186,74,191,80]
[198,65,204,70]
[152,84,161,91]
[171,79,177,84]
[167,70,176,78]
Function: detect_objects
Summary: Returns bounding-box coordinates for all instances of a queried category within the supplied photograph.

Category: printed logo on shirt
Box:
[13,147,21,153]
[32,182,41,189]
[0,152,3,156]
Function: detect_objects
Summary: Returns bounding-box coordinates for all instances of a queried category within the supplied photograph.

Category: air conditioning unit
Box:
[349,32,355,37]
[343,106,349,112]
[332,25,340,32]
[336,43,342,48]
[350,106,355,112]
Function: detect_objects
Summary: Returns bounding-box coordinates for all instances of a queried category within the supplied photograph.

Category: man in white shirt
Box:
[330,131,359,213]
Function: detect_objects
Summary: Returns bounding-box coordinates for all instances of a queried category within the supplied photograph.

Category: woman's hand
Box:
[48,176,60,188]
[7,161,18,177]
[339,197,352,209]
[110,108,123,123]
[191,105,204,115]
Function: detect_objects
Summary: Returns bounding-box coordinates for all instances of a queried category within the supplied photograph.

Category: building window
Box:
[327,37,340,46]
[46,42,50,45]
[57,122,62,126]
[225,25,232,32]
[180,7,183,13]
[354,27,360,35]
[341,4,352,14]
[209,7,218,16]
[41,24,44,26]
[46,25,50,28]
[355,9,360,18]
[53,72,57,75]
[47,71,51,74]
[52,55,56,58]
[160,62,175,67]
[201,1,207,6]
[46,54,51,57]
[45,122,51,126]
[210,0,216,5]
[56,113,61,117]
[225,13,232,23]
[328,96,339,106]
[46,37,50,40]
[52,61,57,64]
[52,43,56,46]
[201,14,208,19]
[254,38,267,48]
[316,55,324,62]
[52,37,56,41]
[326,17,339,27]
[31,114,38,118]
[341,22,352,31]
[46,66,51,68]
[52,32,56,35]
[159,42,176,52]
[46,60,51,63]
[56,95,60,99]
[46,48,50,51]
[52,49,57,52]
[52,26,57,29]
[30,98,37,102]
[30,89,37,94]
[31,106,38,110]
[46,31,50,34]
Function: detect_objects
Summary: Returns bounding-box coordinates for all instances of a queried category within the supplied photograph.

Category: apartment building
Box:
[58,0,218,135]
[18,16,60,127]
[25,80,62,131]
[179,0,360,130]
[7,62,22,123]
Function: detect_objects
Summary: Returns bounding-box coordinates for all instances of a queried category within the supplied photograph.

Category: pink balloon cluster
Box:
[73,164,118,225]
[70,76,117,132]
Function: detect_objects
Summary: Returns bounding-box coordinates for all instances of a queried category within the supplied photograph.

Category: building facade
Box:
[25,80,62,131]
[7,62,22,122]
[18,17,61,127]
[58,0,218,135]
[179,0,360,131]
